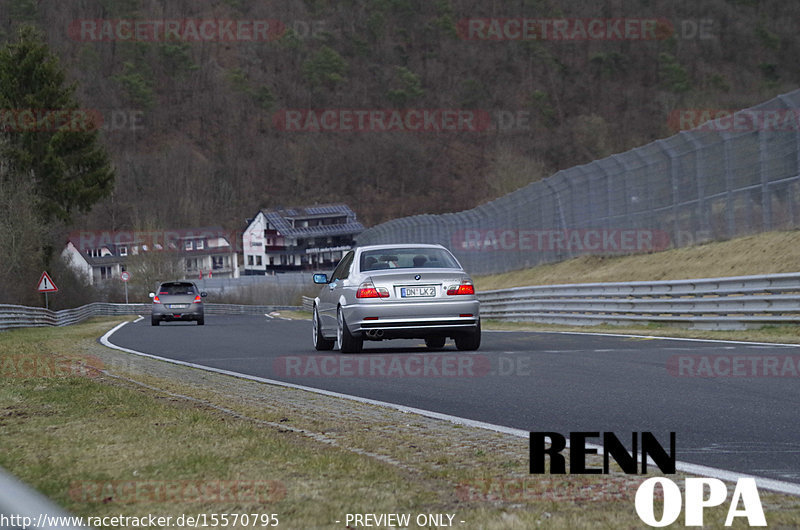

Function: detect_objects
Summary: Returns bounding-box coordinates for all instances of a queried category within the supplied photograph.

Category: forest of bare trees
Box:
[1,0,798,236]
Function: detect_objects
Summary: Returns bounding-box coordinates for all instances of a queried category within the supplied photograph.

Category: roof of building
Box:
[256,204,364,238]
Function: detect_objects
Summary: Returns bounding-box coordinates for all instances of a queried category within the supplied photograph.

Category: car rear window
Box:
[158,283,196,295]
[360,248,459,271]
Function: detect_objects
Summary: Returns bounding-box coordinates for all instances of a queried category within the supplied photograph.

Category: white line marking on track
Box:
[133,315,144,323]
[99,321,800,497]
[484,328,800,348]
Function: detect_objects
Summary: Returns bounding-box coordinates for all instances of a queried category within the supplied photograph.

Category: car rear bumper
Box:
[342,299,479,339]
[152,305,204,320]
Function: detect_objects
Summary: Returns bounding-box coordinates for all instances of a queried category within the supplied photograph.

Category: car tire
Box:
[425,337,446,350]
[337,306,363,353]
[197,316,204,326]
[455,321,481,351]
[151,316,159,326]
[313,305,335,351]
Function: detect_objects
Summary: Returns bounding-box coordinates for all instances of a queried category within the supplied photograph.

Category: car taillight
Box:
[447,279,475,295]
[193,295,202,303]
[153,296,161,304]
[356,280,389,298]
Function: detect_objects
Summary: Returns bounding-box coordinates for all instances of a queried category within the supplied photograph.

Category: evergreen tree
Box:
[0,25,114,222]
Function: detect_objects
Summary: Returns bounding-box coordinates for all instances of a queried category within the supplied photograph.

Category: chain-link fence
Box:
[357,89,800,276]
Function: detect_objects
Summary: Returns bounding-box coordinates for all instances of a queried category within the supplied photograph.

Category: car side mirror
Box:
[148,292,155,298]
[313,273,328,284]
[200,292,208,297]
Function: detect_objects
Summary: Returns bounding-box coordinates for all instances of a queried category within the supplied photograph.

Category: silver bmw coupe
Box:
[312,244,480,353]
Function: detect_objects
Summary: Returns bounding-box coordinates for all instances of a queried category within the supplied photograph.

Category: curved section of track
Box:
[105,315,800,488]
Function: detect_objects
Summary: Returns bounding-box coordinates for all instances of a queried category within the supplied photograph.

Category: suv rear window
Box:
[158,283,196,295]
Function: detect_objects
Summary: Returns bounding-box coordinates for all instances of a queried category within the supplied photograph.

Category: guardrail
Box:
[0,302,301,331]
[477,273,800,330]
[301,296,314,311]
[5,273,800,331]
[0,466,85,530]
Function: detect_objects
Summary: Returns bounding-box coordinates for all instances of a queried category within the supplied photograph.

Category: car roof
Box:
[355,243,449,252]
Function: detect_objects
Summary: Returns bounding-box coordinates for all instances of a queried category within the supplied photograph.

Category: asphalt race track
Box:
[107,314,800,485]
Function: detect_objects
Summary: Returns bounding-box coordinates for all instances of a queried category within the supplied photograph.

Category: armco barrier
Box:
[477,272,800,330]
[0,302,300,331]
[5,273,800,331]
[0,467,84,530]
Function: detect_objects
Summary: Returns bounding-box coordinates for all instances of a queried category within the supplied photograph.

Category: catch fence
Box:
[357,89,800,275]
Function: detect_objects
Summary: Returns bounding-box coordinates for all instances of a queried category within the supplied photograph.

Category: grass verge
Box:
[482,320,800,345]
[473,230,800,291]
[1,318,799,529]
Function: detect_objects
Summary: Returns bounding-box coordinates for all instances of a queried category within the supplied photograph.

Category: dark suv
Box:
[149,281,207,326]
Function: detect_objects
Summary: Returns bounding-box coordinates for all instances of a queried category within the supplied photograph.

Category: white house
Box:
[242,204,364,274]
[62,227,240,284]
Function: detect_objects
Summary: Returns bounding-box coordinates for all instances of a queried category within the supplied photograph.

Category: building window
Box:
[212,256,223,269]
[119,246,128,256]
[248,255,254,266]
[256,256,262,266]
[185,240,193,251]
[197,240,204,250]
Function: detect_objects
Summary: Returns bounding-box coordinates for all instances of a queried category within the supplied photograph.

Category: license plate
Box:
[400,287,436,298]
[169,304,188,309]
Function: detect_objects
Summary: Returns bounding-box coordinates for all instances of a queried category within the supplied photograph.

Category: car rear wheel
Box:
[313,305,335,351]
[455,321,481,351]
[337,306,363,353]
[151,316,159,326]
[425,337,446,350]
[197,316,204,326]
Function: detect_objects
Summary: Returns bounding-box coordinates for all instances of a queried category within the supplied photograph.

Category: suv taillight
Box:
[193,295,202,303]
[153,296,161,304]
[356,280,389,298]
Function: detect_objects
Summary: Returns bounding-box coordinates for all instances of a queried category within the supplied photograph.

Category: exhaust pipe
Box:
[366,329,384,339]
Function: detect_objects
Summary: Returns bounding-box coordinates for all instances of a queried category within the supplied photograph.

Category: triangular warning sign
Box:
[37,271,59,293]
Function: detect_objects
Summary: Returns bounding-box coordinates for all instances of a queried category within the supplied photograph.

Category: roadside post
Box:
[121,271,131,304]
